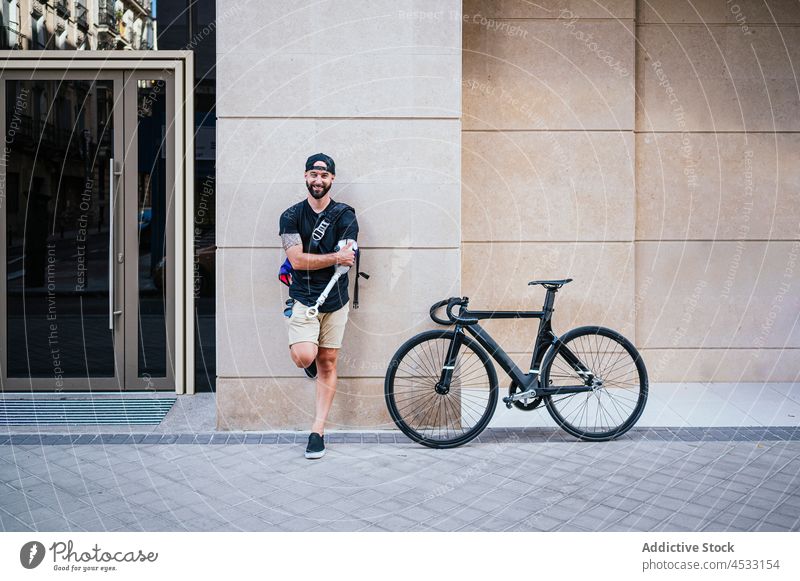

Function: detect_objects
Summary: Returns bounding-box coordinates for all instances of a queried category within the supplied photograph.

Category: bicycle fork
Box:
[435,327,465,394]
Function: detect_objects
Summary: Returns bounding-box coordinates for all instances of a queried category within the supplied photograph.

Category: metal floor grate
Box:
[0,398,177,425]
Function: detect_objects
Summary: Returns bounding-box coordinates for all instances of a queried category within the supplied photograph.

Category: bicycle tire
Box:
[385,330,498,449]
[541,326,648,441]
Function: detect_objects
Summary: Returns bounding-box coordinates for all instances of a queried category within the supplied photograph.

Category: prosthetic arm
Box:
[305,239,357,318]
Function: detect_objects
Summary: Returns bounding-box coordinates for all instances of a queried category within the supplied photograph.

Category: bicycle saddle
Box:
[528,278,573,290]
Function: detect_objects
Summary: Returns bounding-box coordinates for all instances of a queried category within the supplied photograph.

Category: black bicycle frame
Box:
[438,293,594,396]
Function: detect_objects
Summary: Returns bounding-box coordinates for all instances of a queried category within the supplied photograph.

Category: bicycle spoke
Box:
[418,341,441,378]
[405,349,436,379]
[601,388,634,426]
[395,368,437,383]
[395,390,437,418]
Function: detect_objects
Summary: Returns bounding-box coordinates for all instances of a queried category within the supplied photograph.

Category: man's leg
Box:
[286,301,320,377]
[289,342,317,369]
[311,347,338,435]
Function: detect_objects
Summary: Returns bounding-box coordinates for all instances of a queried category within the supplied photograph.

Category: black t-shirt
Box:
[278,198,359,312]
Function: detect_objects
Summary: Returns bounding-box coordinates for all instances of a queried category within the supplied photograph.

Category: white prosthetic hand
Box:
[305,239,357,318]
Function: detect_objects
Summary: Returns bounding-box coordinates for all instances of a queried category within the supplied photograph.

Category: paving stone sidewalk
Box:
[1,428,799,532]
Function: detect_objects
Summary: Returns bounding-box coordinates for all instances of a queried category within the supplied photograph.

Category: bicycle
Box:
[384,279,649,448]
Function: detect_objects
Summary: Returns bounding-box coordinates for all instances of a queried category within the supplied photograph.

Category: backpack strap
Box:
[354,249,359,308]
[354,249,361,309]
[324,202,354,226]
[320,202,369,308]
[309,202,354,253]
[353,250,370,309]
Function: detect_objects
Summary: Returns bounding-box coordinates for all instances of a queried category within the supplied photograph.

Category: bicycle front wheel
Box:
[541,326,648,441]
[384,330,498,448]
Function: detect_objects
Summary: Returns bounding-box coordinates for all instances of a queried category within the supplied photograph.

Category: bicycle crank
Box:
[504,381,544,411]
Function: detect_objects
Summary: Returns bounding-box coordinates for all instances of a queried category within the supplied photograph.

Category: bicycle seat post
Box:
[542,287,557,314]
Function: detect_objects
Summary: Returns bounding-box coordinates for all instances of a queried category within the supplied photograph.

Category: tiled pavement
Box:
[1,428,799,532]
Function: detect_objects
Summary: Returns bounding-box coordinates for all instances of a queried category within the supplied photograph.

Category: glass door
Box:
[0,70,123,390]
[0,69,176,391]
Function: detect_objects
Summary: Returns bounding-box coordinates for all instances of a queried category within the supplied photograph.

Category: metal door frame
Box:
[0,51,195,395]
[122,69,176,391]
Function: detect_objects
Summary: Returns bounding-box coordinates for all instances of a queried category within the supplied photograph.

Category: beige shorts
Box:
[286,301,350,349]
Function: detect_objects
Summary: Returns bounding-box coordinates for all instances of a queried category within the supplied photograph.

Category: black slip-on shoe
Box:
[305,432,325,459]
[304,359,317,379]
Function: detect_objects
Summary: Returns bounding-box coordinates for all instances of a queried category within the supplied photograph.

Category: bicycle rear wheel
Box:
[541,326,648,441]
[384,330,498,448]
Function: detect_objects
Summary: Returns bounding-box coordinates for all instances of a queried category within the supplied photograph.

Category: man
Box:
[278,153,359,459]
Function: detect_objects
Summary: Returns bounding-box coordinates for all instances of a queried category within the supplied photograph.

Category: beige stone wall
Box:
[216,0,799,430]
[463,0,800,382]
[636,1,800,381]
[215,1,463,429]
[462,0,637,367]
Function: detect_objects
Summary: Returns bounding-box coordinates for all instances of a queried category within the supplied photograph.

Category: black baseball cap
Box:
[305,153,335,175]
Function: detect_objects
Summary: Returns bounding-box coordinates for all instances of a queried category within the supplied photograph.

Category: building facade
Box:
[0,1,797,431]
[1,0,156,50]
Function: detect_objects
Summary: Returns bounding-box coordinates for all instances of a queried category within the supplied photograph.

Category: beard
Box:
[306,180,331,200]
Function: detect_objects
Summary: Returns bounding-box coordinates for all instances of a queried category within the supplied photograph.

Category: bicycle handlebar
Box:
[430,297,472,325]
[429,299,451,325]
[446,297,464,323]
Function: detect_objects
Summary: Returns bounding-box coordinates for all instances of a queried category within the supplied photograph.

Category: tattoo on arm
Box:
[281,233,302,251]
